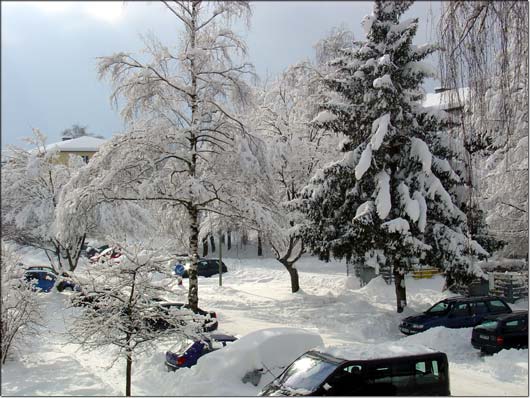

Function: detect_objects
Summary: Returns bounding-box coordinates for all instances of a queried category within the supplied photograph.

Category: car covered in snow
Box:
[399,296,512,335]
[165,333,238,371]
[23,267,79,292]
[471,310,528,354]
[157,328,324,396]
[174,258,228,278]
[259,350,450,396]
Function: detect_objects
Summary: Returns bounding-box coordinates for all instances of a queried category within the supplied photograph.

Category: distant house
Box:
[46,136,107,164]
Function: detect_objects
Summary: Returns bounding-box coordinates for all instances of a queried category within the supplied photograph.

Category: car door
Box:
[504,316,528,349]
[469,301,489,325]
[208,260,222,276]
[197,261,210,277]
[446,303,473,328]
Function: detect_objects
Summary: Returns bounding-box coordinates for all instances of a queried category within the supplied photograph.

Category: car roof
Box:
[26,266,56,272]
[209,333,237,342]
[441,296,505,303]
[483,310,528,322]
[308,350,447,365]
[24,269,56,275]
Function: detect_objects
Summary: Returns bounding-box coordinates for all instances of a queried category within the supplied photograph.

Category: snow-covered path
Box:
[1,293,121,396]
[1,250,528,396]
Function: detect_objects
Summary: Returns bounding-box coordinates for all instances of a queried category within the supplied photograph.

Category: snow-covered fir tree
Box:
[296,0,487,312]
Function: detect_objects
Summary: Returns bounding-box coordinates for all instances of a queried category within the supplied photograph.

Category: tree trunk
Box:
[281,261,300,293]
[241,230,248,246]
[220,231,225,245]
[125,338,132,396]
[188,206,200,311]
[202,235,209,257]
[227,230,232,251]
[393,268,407,313]
[210,235,216,253]
[257,231,263,257]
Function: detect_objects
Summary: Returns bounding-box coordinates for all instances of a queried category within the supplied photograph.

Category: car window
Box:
[425,301,450,314]
[277,354,338,393]
[415,360,441,385]
[504,319,522,332]
[470,301,489,315]
[478,320,499,330]
[451,303,470,316]
[198,261,209,268]
[486,300,511,313]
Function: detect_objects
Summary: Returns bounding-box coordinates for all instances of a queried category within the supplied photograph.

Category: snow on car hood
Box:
[159,327,324,396]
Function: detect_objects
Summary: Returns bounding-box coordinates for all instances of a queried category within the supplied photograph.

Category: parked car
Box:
[175,259,228,278]
[471,310,528,354]
[399,296,512,335]
[259,350,450,396]
[85,244,110,258]
[23,266,79,292]
[165,333,238,371]
[24,269,57,292]
[147,301,219,333]
[89,246,122,265]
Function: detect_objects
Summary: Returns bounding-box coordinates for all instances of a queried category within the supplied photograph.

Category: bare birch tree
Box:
[57,1,253,311]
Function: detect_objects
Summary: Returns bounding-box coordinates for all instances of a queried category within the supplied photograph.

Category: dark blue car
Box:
[24,267,80,293]
[165,333,237,371]
[399,296,512,335]
[24,270,57,292]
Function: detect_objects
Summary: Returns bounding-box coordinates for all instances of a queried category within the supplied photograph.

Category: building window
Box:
[81,155,89,164]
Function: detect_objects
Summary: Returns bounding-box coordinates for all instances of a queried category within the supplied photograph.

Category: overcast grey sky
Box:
[2,1,440,148]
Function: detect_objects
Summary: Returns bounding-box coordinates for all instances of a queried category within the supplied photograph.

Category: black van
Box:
[259,350,450,396]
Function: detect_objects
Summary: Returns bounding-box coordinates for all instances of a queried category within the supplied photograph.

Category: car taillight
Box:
[496,336,504,345]
[177,356,186,366]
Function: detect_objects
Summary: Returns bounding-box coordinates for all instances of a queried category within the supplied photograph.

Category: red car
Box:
[89,247,122,265]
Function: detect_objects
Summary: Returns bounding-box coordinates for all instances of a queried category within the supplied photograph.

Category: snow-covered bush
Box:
[1,241,41,364]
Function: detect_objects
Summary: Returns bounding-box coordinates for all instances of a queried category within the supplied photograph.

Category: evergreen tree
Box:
[296,0,486,312]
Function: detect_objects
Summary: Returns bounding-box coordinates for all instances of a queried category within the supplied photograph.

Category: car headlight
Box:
[411,324,425,329]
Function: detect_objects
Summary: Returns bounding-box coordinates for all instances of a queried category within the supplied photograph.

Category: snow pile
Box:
[159,328,324,396]
[320,341,436,361]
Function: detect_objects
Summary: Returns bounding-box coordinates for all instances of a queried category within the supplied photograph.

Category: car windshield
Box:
[425,301,450,314]
[478,320,499,330]
[170,339,194,354]
[276,353,338,393]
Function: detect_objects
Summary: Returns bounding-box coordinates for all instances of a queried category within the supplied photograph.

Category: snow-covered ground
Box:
[1,247,528,396]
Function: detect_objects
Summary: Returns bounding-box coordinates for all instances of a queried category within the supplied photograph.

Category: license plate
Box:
[480,334,490,340]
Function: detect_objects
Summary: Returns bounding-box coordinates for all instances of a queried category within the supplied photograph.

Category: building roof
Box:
[423,87,469,111]
[45,136,107,152]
